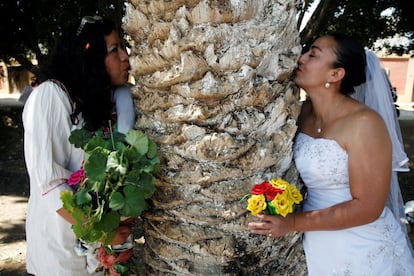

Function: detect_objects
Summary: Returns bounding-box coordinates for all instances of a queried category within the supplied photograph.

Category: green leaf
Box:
[74,188,92,205]
[111,132,126,148]
[84,149,108,182]
[114,141,127,152]
[147,139,158,159]
[84,136,108,152]
[124,147,143,165]
[68,129,92,148]
[114,263,129,275]
[95,211,120,233]
[125,130,149,155]
[109,192,125,211]
[89,179,105,193]
[60,190,75,210]
[72,223,89,240]
[125,171,155,198]
[121,186,147,217]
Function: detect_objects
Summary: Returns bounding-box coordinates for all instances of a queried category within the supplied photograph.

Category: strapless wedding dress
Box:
[293,132,414,276]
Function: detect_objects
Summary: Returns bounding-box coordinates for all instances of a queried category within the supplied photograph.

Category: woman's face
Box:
[294,36,338,90]
[104,31,130,86]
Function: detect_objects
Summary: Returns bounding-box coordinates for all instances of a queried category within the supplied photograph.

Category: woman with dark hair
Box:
[23,16,134,275]
[248,34,414,274]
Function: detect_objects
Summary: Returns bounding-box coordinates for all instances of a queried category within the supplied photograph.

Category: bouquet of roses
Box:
[61,127,160,275]
[244,178,303,217]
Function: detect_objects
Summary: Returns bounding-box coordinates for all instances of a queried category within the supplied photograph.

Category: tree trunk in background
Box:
[124,0,306,275]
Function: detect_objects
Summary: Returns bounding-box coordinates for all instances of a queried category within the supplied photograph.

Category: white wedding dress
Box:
[294,132,414,276]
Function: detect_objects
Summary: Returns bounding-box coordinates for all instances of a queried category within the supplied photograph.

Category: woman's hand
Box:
[247,213,295,238]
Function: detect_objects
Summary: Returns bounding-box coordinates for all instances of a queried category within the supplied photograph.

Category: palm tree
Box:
[124,0,306,274]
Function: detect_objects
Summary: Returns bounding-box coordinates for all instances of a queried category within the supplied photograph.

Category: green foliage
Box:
[1,0,413,74]
[60,128,160,245]
[0,0,127,72]
[299,0,414,54]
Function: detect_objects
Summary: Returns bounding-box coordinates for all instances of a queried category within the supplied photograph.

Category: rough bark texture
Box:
[124,0,306,275]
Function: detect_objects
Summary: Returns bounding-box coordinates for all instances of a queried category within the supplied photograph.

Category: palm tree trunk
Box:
[124,0,306,274]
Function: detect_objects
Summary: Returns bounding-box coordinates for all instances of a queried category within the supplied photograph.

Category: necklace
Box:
[314,95,346,134]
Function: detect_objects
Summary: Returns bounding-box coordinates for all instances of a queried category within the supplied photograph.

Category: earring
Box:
[325,82,331,89]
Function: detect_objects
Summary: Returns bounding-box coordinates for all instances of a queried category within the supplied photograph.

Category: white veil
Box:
[353,50,411,246]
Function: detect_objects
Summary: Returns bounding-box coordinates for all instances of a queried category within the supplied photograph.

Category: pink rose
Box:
[67,169,85,186]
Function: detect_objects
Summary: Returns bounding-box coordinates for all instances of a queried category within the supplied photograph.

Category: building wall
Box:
[0,61,9,94]
[380,56,414,103]
[0,63,32,95]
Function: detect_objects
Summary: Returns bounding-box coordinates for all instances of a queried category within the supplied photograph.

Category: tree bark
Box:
[124,0,306,274]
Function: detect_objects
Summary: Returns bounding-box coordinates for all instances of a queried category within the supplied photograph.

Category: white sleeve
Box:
[114,83,136,134]
[23,81,82,210]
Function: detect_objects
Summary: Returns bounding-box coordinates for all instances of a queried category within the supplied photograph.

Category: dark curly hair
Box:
[40,18,117,131]
[328,33,366,95]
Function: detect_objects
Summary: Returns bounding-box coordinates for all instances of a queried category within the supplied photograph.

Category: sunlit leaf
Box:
[64,129,159,244]
[147,139,158,159]
[125,130,149,155]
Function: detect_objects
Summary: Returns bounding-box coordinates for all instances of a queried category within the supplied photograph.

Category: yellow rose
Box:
[247,194,267,215]
[289,185,303,204]
[271,193,293,217]
[269,177,290,190]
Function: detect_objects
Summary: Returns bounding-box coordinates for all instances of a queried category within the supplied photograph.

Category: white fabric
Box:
[294,133,414,276]
[353,50,412,252]
[353,50,408,172]
[23,81,103,275]
[114,83,136,134]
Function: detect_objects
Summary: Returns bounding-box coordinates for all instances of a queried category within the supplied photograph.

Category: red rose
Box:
[264,186,283,200]
[251,181,270,195]
[251,181,283,200]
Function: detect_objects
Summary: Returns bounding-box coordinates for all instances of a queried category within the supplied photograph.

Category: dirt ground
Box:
[0,100,413,275]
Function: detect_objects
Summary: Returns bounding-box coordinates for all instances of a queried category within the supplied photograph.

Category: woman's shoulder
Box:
[341,99,390,143]
[27,80,73,110]
[346,99,386,128]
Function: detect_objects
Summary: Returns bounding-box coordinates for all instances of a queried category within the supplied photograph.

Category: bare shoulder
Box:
[347,103,387,132]
[341,101,391,149]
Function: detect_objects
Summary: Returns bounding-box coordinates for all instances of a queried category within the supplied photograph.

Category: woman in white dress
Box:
[23,16,135,275]
[248,33,414,275]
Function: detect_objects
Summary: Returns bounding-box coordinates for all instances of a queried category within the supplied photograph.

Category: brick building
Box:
[379,55,414,104]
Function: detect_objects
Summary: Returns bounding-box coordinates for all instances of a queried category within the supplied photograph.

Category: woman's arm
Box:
[249,108,392,236]
[114,83,136,134]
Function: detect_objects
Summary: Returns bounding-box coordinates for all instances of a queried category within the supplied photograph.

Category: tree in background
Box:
[298,0,414,54]
[0,0,412,75]
[0,0,126,75]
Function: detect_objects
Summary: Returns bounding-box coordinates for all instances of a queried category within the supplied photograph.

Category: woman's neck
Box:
[311,93,346,134]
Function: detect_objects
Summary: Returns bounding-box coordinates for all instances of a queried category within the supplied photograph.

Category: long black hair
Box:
[41,17,117,131]
[328,33,366,95]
